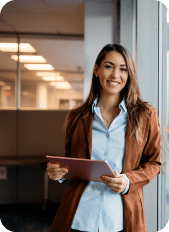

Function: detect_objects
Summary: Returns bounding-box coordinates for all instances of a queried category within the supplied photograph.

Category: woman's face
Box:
[95,51,128,98]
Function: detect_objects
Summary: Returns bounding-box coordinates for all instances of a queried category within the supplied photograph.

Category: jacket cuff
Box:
[121,174,130,195]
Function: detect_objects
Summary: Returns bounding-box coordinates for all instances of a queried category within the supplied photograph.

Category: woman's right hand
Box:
[46,162,68,180]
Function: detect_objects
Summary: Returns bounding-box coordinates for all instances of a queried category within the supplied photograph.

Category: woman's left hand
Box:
[100,171,127,194]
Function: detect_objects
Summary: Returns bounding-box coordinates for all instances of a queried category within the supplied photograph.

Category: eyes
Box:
[105,65,127,72]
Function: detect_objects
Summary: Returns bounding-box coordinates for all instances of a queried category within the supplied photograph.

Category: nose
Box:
[111,67,119,79]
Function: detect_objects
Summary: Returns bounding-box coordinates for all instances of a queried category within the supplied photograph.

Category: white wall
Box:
[84,1,118,100]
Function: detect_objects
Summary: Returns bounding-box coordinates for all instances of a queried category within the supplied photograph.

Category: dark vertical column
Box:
[16,34,21,203]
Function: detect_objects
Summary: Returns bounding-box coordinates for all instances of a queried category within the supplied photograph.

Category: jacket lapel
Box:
[122,116,144,173]
[122,117,132,172]
[83,112,93,159]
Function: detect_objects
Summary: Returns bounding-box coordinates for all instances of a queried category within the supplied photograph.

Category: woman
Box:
[46,44,161,232]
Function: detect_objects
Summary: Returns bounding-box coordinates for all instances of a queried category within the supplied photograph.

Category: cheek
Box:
[122,75,128,85]
[99,76,106,87]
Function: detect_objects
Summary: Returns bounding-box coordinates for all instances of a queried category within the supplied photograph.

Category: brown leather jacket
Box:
[50,106,161,232]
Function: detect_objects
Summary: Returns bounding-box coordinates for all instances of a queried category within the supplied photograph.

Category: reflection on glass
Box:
[20,37,84,110]
[0,37,17,109]
[11,55,46,63]
[0,43,35,52]
[161,10,169,225]
[24,64,54,70]
[166,13,169,220]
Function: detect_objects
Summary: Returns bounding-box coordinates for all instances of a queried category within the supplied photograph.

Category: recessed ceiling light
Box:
[36,72,60,77]
[11,55,46,63]
[24,64,54,70]
[0,43,36,52]
[50,81,71,89]
[42,76,64,81]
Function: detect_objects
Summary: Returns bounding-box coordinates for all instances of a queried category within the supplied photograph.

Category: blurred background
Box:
[0,0,168,231]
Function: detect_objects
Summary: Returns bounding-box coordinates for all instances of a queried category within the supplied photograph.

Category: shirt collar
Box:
[92,97,127,113]
[119,98,127,113]
[92,98,98,113]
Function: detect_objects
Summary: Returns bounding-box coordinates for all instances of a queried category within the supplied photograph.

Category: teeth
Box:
[107,81,119,85]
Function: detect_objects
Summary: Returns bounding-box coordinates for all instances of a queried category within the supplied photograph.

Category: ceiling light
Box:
[24,64,54,70]
[50,81,71,89]
[0,43,36,52]
[11,55,46,63]
[36,72,60,77]
[42,76,64,81]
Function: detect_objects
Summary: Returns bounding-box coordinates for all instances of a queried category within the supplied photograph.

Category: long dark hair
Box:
[64,44,150,143]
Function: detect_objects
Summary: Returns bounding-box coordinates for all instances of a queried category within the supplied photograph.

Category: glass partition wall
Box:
[158,3,169,230]
[0,34,84,110]
[0,36,17,109]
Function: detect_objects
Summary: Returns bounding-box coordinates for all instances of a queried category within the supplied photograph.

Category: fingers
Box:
[114,170,119,178]
[48,172,66,181]
[46,162,68,180]
[100,175,121,183]
[47,169,68,180]
[100,174,127,193]
[47,162,68,172]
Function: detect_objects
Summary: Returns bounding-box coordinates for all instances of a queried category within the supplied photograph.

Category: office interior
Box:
[0,0,168,231]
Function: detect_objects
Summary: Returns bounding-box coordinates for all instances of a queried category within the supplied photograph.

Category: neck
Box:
[97,93,122,112]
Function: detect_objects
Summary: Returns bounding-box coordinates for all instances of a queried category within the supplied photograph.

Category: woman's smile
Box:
[106,80,120,86]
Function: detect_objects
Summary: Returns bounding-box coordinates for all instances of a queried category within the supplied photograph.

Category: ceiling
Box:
[0,0,84,34]
[0,0,85,86]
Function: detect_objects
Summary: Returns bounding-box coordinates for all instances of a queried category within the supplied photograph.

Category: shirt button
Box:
[100,191,104,196]
[106,133,109,137]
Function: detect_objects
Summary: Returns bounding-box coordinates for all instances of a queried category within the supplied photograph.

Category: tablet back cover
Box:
[46,156,114,182]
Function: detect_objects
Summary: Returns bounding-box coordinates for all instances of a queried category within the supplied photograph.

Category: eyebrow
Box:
[105,61,127,67]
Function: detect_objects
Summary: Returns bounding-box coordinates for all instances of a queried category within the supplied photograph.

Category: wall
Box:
[0,110,69,204]
[84,1,118,100]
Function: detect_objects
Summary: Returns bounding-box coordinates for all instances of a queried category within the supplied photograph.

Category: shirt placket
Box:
[104,129,110,157]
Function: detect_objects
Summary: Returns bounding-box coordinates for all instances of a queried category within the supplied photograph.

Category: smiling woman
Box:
[64,44,150,143]
[47,44,161,232]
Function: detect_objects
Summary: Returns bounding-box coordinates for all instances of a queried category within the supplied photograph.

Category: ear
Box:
[94,64,99,76]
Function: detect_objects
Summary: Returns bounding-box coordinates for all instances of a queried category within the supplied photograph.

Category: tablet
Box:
[46,156,115,182]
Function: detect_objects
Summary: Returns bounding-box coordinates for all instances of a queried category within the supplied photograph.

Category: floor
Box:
[0,202,60,232]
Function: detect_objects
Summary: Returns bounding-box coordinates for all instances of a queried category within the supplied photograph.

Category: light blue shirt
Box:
[71,98,130,232]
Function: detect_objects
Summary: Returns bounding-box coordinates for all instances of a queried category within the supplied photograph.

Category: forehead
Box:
[103,51,126,64]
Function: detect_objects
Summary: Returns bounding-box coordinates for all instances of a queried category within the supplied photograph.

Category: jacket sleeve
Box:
[57,113,72,184]
[124,107,161,193]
